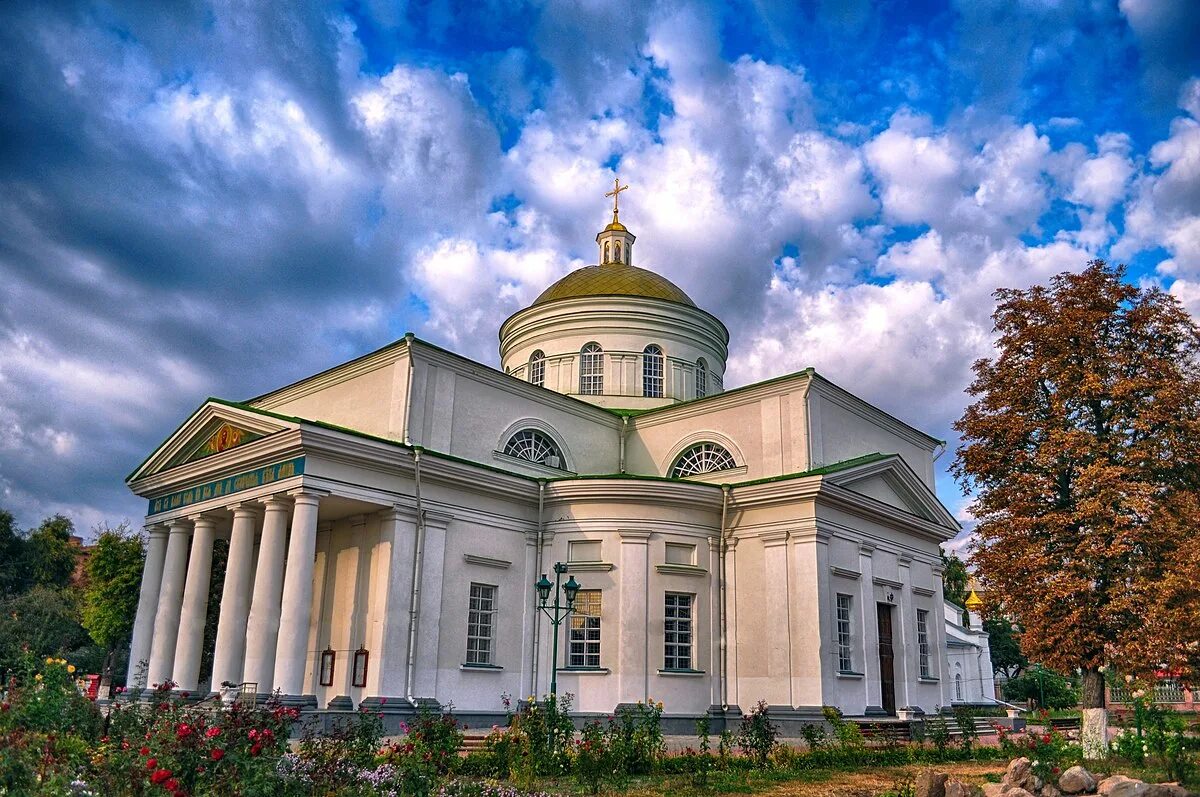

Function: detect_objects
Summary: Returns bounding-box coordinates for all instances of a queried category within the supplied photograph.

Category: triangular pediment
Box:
[128,400,297,483]
[825,455,959,531]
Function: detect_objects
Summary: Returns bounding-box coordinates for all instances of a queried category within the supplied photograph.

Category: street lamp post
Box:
[535,561,580,702]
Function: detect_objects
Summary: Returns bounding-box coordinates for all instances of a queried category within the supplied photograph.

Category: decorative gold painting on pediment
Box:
[172,422,264,467]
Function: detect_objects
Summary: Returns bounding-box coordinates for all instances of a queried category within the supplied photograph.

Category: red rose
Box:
[150,768,172,784]
[174,791,187,797]
[250,743,262,756]
[210,748,224,761]
[146,758,158,769]
[205,727,221,738]
[140,746,150,756]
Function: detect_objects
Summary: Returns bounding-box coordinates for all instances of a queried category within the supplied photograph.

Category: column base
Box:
[277,693,318,710]
[863,704,889,716]
[326,694,355,710]
[359,696,415,713]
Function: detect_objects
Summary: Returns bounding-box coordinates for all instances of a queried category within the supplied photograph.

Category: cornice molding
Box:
[463,554,512,570]
[629,371,814,430]
[252,339,410,410]
[544,479,724,510]
[830,566,861,580]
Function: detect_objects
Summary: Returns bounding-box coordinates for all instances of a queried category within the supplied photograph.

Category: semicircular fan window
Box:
[504,429,564,469]
[670,442,736,478]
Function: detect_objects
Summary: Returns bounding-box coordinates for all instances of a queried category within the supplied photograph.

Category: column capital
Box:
[227,501,264,518]
[759,530,790,547]
[145,523,170,538]
[618,528,651,542]
[287,487,329,505]
[261,494,294,512]
[187,514,220,529]
[167,518,193,534]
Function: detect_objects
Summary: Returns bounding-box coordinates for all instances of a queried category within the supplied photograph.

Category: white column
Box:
[273,489,323,698]
[126,525,168,689]
[172,515,218,691]
[147,519,192,688]
[761,531,791,706]
[858,544,880,707]
[211,504,260,694]
[896,557,914,708]
[242,496,291,692]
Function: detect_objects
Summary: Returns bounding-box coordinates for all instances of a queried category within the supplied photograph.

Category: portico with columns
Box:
[123,199,990,730]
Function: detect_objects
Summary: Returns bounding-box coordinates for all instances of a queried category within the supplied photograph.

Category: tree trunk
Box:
[1080,667,1108,760]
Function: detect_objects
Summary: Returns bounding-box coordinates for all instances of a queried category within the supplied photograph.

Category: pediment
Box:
[825,456,959,531]
[128,400,296,483]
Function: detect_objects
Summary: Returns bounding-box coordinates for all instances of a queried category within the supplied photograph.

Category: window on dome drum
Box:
[569,590,602,668]
[579,342,603,395]
[664,593,693,670]
[465,583,496,666]
[836,593,854,672]
[503,429,564,469]
[643,344,664,398]
[696,359,707,398]
[670,442,736,477]
[916,609,931,678]
[528,350,545,387]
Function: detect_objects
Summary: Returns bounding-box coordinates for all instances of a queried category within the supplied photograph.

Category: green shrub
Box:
[737,700,780,768]
[608,698,666,776]
[799,721,826,750]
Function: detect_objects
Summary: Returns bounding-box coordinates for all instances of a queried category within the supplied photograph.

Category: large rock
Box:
[916,769,949,797]
[946,780,981,797]
[1059,766,1098,794]
[980,785,1005,797]
[1004,758,1035,792]
[1041,785,1063,797]
[1000,790,1036,797]
[1144,786,1188,797]
[1097,775,1150,796]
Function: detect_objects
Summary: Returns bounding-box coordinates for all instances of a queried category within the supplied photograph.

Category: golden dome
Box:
[533,263,696,307]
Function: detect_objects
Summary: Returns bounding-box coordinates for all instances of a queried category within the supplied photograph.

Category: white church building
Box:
[125,195,993,729]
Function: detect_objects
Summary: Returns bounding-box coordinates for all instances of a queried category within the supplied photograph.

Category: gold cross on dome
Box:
[605,178,629,219]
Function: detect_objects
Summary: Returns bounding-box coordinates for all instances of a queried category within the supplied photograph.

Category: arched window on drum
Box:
[579,342,604,395]
[528,350,545,387]
[695,358,708,398]
[643,344,664,398]
[670,442,736,478]
[503,429,564,470]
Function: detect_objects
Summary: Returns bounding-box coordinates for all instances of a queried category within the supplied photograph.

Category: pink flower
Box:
[205,727,221,738]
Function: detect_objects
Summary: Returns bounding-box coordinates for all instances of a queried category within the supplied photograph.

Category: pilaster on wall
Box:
[707,537,721,709]
[617,529,651,705]
[789,527,830,708]
[306,521,332,694]
[858,544,881,709]
[412,510,452,700]
[760,531,792,707]
[896,556,914,708]
[931,564,953,708]
[373,507,418,698]
[725,537,740,708]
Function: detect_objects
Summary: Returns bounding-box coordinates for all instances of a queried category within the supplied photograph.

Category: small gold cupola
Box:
[596,178,636,266]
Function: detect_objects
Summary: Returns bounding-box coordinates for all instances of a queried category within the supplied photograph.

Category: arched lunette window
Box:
[643,344,664,398]
[503,429,564,469]
[670,442,736,478]
[954,673,964,701]
[696,358,707,398]
[579,342,603,395]
[528,350,545,387]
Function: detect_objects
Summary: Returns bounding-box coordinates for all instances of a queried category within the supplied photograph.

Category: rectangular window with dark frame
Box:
[466,583,497,666]
[568,589,602,668]
[916,608,931,678]
[664,592,694,670]
[836,593,854,672]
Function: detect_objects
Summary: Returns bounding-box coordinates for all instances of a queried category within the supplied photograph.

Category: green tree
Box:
[0,509,29,596]
[1001,665,1079,711]
[941,552,971,626]
[984,617,1028,679]
[26,515,79,590]
[81,524,144,685]
[0,585,92,673]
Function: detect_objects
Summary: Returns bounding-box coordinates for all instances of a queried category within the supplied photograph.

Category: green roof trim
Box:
[728,452,893,488]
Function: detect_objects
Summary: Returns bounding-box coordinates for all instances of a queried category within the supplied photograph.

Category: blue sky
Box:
[0,1,1197,547]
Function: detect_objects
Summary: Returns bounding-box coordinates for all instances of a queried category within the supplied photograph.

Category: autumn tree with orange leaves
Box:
[952,261,1200,757]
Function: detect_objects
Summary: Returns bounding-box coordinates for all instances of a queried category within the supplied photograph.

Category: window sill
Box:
[917,677,940,683]
[655,564,708,577]
[557,667,610,675]
[460,663,503,671]
[658,668,706,676]
[564,562,615,572]
[836,671,865,679]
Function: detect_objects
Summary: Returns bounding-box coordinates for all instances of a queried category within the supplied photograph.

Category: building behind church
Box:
[124,196,994,729]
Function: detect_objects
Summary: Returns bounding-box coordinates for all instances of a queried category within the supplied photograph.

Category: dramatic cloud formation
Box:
[0,1,1197,548]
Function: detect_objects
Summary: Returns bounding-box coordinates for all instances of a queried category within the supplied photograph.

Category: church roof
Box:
[533,263,696,307]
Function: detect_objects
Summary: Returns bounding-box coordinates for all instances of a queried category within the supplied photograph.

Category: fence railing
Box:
[1109,680,1187,704]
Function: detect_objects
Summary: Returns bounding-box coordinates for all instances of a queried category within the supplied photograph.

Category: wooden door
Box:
[877,603,896,716]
